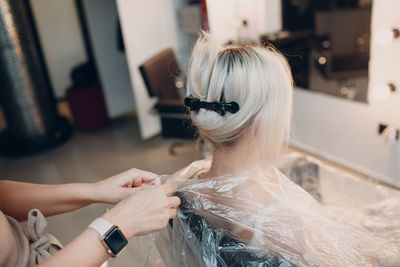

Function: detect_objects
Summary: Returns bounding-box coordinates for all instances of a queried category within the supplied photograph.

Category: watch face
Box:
[104,226,128,255]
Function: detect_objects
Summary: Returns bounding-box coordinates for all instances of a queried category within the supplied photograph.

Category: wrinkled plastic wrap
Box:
[133,153,400,267]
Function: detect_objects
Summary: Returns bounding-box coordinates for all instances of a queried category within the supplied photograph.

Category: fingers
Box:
[168,195,180,220]
[162,183,177,196]
[133,169,158,183]
[132,176,157,187]
[169,196,181,208]
[132,177,146,187]
[119,168,158,187]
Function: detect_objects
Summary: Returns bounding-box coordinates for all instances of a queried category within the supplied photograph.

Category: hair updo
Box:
[186,33,293,163]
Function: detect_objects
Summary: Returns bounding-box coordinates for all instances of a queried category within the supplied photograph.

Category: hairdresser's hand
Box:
[93,168,159,204]
[101,184,180,239]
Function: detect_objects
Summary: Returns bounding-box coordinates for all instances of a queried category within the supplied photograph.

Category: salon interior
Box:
[0,0,399,266]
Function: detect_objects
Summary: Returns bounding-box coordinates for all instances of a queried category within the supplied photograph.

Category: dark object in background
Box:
[282,0,360,32]
[276,0,371,86]
[281,157,322,203]
[67,0,109,131]
[261,31,312,89]
[70,62,98,90]
[66,83,108,131]
[116,19,125,52]
[313,8,371,80]
[282,0,317,31]
[67,63,108,131]
[139,48,195,139]
[0,0,72,156]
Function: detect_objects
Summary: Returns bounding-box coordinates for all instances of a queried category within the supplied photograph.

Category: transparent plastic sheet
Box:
[276,152,400,248]
[132,153,400,267]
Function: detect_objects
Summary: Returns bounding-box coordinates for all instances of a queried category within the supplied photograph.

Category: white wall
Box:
[116,0,181,139]
[206,0,281,44]
[30,0,87,98]
[291,0,400,186]
[291,90,399,187]
[259,0,282,34]
[84,0,135,118]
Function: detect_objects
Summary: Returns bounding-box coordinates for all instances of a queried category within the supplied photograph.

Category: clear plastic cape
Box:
[131,154,400,267]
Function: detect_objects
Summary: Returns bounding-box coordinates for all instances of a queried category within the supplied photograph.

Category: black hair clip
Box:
[184,97,240,116]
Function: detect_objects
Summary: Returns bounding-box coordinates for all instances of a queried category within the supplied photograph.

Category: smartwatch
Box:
[88,218,128,257]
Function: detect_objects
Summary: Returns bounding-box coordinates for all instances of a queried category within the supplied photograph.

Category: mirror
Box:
[260,0,372,103]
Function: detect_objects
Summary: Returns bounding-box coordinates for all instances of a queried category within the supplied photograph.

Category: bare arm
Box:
[38,228,110,267]
[0,168,157,221]
[38,184,180,267]
[0,181,94,221]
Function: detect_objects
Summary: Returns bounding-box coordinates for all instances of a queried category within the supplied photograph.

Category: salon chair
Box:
[313,8,371,80]
[139,48,196,154]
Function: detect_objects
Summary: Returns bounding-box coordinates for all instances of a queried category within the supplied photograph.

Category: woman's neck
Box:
[202,141,259,178]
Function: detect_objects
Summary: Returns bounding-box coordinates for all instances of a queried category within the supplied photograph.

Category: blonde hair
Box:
[186,33,293,163]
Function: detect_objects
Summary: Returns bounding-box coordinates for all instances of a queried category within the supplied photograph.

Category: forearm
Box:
[38,228,110,267]
[0,180,97,221]
[37,183,179,267]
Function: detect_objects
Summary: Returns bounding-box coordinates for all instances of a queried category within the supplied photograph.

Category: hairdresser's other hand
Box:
[93,168,159,204]
[101,183,180,239]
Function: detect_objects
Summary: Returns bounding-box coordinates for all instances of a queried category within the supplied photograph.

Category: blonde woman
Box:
[151,33,400,267]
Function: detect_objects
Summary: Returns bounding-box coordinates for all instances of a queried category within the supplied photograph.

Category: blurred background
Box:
[0,0,399,265]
